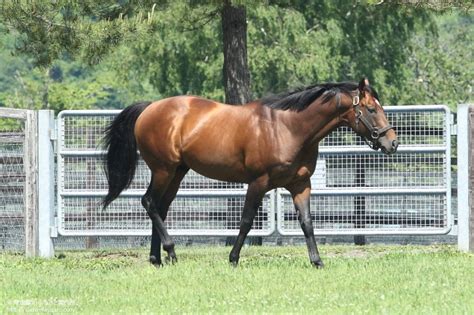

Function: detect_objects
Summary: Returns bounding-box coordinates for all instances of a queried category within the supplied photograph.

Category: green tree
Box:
[0,0,254,105]
[399,13,473,107]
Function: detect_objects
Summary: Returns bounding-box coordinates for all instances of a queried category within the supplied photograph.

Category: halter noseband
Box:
[351,90,394,151]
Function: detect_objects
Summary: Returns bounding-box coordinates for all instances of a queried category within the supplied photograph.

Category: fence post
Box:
[24,110,39,257]
[457,104,473,252]
[37,110,55,257]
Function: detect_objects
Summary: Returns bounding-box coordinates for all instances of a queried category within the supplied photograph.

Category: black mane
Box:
[260,82,378,112]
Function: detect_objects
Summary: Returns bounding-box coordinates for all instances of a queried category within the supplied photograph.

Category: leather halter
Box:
[351,90,394,151]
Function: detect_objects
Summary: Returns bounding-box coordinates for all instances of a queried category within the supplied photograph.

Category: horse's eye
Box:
[367,106,376,113]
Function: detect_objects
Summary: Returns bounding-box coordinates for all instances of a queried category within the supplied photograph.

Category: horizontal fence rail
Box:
[57,106,451,237]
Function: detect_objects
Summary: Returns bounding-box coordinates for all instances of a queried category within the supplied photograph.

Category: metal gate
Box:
[57,106,451,237]
[0,109,27,250]
[278,105,452,235]
[0,109,41,254]
[57,111,275,236]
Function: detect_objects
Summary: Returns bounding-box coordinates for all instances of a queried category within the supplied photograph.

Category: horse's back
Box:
[135,96,241,140]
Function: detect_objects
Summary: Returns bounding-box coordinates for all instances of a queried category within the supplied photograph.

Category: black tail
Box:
[102,101,152,209]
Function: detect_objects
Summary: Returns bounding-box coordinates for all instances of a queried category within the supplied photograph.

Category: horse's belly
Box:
[181,140,248,182]
[193,165,249,183]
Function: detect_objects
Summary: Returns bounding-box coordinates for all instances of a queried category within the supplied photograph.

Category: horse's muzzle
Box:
[380,139,399,155]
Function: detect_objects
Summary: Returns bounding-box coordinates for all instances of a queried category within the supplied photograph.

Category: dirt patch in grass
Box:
[92,251,142,259]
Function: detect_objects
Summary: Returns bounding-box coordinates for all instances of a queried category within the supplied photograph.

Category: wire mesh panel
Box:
[59,194,273,235]
[0,113,26,251]
[57,111,275,236]
[278,105,452,235]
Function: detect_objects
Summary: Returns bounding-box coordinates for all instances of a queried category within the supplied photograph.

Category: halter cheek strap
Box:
[352,91,394,150]
[356,110,394,140]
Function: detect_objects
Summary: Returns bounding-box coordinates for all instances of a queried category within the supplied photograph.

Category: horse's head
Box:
[345,78,398,155]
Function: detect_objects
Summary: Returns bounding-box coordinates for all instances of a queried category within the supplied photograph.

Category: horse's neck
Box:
[309,114,344,145]
[282,100,345,147]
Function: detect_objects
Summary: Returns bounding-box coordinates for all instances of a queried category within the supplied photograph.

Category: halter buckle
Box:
[352,95,360,106]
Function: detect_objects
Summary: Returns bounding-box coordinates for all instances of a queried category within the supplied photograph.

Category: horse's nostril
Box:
[392,140,399,149]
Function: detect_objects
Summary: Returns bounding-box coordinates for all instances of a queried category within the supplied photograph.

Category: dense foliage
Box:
[0,1,472,111]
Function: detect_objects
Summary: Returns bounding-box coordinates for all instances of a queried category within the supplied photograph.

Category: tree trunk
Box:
[221,1,260,246]
[221,0,251,105]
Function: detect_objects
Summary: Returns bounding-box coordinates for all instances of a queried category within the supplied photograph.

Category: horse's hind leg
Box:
[156,166,189,263]
[142,181,161,265]
[143,166,188,265]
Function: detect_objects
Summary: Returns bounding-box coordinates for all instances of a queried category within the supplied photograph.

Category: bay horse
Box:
[103,78,398,268]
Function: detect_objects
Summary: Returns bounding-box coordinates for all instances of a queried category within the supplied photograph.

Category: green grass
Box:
[1,245,473,314]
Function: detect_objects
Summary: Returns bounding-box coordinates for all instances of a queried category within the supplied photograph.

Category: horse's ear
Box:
[358,77,370,93]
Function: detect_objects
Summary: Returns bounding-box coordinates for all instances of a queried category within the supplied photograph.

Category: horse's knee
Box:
[300,218,314,237]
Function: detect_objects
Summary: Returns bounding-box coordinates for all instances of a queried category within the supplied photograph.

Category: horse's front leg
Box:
[288,180,324,268]
[229,178,268,266]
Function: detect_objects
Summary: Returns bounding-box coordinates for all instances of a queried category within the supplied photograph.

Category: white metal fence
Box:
[56,106,451,238]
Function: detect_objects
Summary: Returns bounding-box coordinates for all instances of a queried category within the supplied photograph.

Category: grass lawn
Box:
[1,245,473,314]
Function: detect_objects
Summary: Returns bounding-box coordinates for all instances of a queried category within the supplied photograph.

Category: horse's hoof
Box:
[149,255,162,267]
[311,260,324,269]
[229,256,239,267]
[165,255,177,265]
